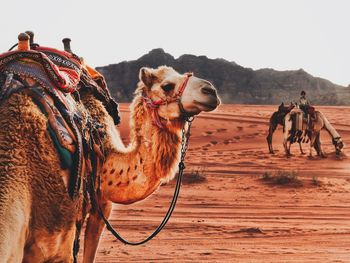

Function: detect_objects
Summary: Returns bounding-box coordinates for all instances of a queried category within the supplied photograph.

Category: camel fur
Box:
[0,92,81,262]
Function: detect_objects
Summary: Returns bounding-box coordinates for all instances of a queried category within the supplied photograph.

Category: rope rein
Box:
[93,118,193,245]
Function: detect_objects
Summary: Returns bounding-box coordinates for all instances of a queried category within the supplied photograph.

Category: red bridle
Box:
[142,72,193,129]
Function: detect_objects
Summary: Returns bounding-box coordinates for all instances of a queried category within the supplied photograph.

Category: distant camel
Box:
[283,109,344,157]
[266,102,305,154]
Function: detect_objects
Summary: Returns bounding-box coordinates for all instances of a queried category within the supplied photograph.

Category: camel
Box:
[81,66,219,262]
[283,109,344,157]
[0,35,220,262]
[266,102,305,154]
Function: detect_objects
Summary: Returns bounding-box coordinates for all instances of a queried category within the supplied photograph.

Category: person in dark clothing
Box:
[298,90,310,114]
[298,90,315,129]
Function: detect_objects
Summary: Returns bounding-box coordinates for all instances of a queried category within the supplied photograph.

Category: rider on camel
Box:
[298,90,310,115]
[298,90,315,129]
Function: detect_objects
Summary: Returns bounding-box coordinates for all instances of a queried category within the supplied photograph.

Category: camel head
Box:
[333,137,344,155]
[278,102,294,113]
[139,66,220,124]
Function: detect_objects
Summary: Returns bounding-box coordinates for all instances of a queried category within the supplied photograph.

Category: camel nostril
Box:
[201,86,216,96]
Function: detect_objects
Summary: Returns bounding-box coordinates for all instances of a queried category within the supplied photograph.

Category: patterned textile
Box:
[0,49,82,93]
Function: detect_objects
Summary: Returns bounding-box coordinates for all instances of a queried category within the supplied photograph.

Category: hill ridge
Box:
[96,49,350,105]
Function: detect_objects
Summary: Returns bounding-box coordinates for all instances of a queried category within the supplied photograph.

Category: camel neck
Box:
[320,112,340,139]
[100,96,183,204]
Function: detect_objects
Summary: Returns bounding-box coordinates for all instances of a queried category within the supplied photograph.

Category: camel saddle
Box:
[290,107,316,131]
[0,47,120,199]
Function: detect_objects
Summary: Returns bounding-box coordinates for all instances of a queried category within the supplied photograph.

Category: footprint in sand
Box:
[202,131,213,136]
[223,139,233,145]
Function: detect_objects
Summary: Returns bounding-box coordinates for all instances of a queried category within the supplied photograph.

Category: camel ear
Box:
[140,67,157,88]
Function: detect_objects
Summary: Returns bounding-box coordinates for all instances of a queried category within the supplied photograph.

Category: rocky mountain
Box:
[96,48,350,105]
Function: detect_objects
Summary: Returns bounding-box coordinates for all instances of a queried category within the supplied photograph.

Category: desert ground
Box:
[84,104,350,263]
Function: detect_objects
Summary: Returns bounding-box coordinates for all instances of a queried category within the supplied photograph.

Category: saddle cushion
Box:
[0,49,82,93]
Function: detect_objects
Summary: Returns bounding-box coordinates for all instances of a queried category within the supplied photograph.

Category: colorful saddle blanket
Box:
[0,46,120,199]
[0,49,81,93]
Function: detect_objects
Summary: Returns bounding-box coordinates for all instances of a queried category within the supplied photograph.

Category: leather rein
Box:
[94,73,195,245]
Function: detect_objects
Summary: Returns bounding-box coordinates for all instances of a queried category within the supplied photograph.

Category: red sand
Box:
[83,104,350,262]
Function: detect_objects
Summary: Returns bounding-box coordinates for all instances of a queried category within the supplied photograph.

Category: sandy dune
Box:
[84,104,350,263]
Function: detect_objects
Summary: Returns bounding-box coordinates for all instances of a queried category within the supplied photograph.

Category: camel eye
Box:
[161,83,175,92]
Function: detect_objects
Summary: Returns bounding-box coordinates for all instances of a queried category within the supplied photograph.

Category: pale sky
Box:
[1,0,349,86]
